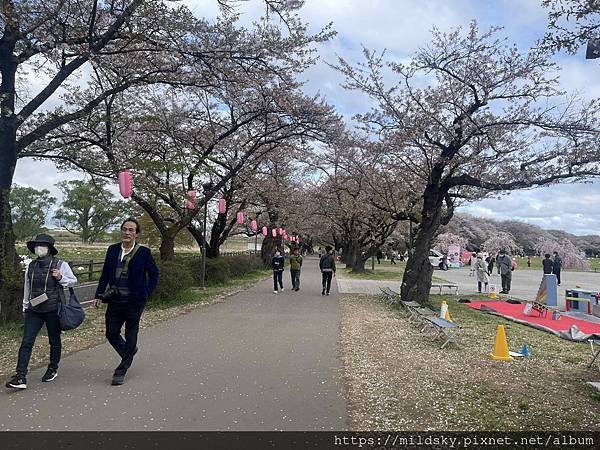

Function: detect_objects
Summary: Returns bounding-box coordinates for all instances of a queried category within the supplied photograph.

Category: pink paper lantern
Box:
[185,190,197,210]
[271,229,277,237]
[262,226,268,236]
[278,228,284,236]
[250,220,258,232]
[118,170,132,198]
[236,211,244,225]
[218,198,227,214]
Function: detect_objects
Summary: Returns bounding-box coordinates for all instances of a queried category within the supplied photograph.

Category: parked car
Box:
[429,249,445,269]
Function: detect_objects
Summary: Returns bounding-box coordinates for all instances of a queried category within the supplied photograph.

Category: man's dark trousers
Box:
[501,272,512,293]
[322,272,333,293]
[16,310,61,376]
[291,270,301,290]
[105,302,143,376]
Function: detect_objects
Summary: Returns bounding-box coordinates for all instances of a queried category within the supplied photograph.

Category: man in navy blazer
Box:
[94,217,159,385]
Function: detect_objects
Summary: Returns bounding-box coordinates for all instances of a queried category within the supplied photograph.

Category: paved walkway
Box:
[0,257,346,431]
[337,267,600,304]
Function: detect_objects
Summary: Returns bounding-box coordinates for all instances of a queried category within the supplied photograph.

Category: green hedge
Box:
[149,259,195,305]
[148,254,266,306]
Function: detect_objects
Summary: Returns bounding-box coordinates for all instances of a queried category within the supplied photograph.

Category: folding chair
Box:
[421,317,461,349]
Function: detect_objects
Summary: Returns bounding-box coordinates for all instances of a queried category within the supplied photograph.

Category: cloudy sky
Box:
[14,0,600,235]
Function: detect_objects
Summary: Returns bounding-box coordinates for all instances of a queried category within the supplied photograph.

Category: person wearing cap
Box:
[5,234,77,390]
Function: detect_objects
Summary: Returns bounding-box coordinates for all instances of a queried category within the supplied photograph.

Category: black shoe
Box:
[295,288,299,291]
[111,373,125,385]
[6,375,27,390]
[41,368,58,382]
[326,292,330,296]
[322,290,326,296]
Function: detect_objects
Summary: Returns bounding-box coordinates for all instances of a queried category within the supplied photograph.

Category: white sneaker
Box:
[273,290,278,294]
[281,287,284,292]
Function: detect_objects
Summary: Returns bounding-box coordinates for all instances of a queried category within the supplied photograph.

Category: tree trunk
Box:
[159,231,176,261]
[350,255,367,272]
[0,43,22,323]
[260,234,283,265]
[401,187,443,304]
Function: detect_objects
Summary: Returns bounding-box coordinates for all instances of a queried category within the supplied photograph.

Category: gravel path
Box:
[0,257,347,431]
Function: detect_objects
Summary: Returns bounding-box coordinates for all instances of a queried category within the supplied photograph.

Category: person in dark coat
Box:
[542,253,553,275]
[271,250,285,293]
[552,252,562,285]
[376,249,383,264]
[496,249,513,294]
[319,246,336,296]
[5,234,77,390]
[93,217,159,386]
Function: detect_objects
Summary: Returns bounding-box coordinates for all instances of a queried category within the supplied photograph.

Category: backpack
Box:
[54,259,85,331]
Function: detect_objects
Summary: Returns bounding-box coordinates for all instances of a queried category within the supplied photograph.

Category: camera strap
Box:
[115,244,140,281]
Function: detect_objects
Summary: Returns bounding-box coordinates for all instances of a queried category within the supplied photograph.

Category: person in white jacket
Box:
[475,253,490,293]
[5,234,77,390]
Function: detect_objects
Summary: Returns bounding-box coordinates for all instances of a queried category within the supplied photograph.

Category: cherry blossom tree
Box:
[482,232,522,256]
[333,23,600,304]
[434,232,468,254]
[536,237,590,269]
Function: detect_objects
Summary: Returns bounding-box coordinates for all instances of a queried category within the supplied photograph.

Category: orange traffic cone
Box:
[490,325,513,361]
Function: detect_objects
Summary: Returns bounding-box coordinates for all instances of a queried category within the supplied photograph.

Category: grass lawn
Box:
[339,293,599,430]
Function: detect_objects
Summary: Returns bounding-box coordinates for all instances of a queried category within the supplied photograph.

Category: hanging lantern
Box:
[278,227,284,236]
[185,190,197,210]
[118,170,132,199]
[271,228,277,237]
[250,220,258,232]
[218,198,227,214]
[262,226,268,236]
[236,211,244,225]
[290,236,295,242]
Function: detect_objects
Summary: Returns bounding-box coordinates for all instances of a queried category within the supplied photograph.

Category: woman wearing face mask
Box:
[5,234,77,390]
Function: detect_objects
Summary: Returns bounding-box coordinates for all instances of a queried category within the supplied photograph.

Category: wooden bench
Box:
[430,283,459,295]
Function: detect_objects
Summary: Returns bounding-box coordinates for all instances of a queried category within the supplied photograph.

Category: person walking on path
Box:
[475,253,490,293]
[542,253,553,275]
[496,249,513,294]
[289,247,303,291]
[5,234,77,390]
[272,249,285,293]
[486,254,495,275]
[93,217,159,386]
[376,249,383,264]
[319,246,336,296]
[552,252,562,286]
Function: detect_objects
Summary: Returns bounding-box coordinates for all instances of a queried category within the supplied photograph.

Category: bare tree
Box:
[333,23,600,304]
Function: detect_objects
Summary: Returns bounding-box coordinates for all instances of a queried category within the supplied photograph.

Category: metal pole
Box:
[371,255,375,271]
[201,201,208,290]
